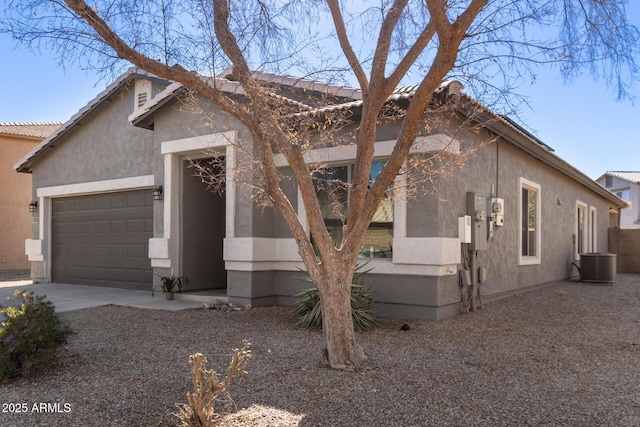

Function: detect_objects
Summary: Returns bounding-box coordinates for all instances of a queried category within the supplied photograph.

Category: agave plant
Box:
[293,263,378,332]
[152,274,188,297]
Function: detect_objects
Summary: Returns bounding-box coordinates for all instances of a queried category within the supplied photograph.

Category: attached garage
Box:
[51,189,153,289]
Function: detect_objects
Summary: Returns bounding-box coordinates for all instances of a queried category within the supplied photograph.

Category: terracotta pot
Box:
[165,291,174,300]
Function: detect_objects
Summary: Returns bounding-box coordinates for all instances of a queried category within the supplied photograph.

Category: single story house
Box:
[0,122,60,273]
[15,69,627,319]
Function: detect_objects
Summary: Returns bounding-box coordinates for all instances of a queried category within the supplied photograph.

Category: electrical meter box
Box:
[466,192,488,250]
[491,198,505,227]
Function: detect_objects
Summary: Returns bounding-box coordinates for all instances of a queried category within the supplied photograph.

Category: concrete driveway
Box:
[0,280,220,313]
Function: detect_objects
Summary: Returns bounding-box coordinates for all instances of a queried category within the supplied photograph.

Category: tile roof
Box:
[220,69,362,100]
[606,171,640,184]
[0,122,62,139]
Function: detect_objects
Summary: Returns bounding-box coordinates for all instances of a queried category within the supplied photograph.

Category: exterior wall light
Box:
[152,185,163,201]
[29,200,38,213]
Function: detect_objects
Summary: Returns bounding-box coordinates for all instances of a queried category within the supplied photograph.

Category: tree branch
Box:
[325,0,368,91]
[344,0,489,253]
[385,20,436,92]
[213,0,332,275]
[62,0,248,123]
[370,0,410,91]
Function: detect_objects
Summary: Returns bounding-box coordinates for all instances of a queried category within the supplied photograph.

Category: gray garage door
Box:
[51,190,153,289]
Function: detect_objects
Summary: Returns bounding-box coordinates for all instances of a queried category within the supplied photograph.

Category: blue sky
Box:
[1,8,639,180]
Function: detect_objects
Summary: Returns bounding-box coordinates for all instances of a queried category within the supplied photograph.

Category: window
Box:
[576,202,586,257]
[615,189,630,201]
[518,178,541,265]
[314,161,393,259]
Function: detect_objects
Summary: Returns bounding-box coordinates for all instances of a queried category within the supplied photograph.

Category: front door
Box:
[181,158,227,291]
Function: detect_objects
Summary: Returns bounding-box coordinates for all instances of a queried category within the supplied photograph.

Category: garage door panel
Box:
[111,220,126,233]
[95,268,109,280]
[110,194,126,208]
[111,268,124,281]
[126,269,144,283]
[79,221,94,234]
[79,199,93,211]
[111,244,125,257]
[95,244,108,256]
[52,190,153,289]
[127,218,144,232]
[95,221,110,234]
[94,195,110,210]
[127,244,145,258]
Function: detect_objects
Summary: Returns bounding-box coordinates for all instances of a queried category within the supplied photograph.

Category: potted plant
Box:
[154,275,187,300]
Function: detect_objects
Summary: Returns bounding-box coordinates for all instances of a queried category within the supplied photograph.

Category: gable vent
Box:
[134,79,152,112]
[137,92,148,108]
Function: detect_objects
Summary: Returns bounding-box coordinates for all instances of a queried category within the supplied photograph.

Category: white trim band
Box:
[273,134,459,167]
[223,237,460,276]
[36,175,154,198]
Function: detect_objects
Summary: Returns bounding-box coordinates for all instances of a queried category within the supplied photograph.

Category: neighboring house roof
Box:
[14,68,170,173]
[598,171,640,184]
[0,122,62,140]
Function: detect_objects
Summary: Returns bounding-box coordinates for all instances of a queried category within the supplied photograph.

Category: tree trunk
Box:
[318,262,367,371]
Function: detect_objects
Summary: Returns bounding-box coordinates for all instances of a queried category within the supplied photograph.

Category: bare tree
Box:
[2,0,638,370]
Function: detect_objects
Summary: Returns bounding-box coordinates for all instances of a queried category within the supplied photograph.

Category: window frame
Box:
[518,177,542,265]
[312,160,395,259]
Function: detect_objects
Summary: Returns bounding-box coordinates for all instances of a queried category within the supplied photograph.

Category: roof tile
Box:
[0,122,62,139]
[607,171,640,184]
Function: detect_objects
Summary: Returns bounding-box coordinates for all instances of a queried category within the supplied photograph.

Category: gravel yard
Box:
[1,274,639,426]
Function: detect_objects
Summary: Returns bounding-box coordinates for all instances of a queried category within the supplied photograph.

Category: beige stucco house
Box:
[0,122,60,273]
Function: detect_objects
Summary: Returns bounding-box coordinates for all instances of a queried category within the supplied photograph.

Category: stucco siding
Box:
[0,136,38,270]
[31,87,154,192]
[151,97,259,239]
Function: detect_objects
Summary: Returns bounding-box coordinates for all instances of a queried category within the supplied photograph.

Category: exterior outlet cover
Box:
[459,215,472,243]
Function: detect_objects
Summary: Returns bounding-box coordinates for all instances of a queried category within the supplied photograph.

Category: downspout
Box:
[470,250,478,312]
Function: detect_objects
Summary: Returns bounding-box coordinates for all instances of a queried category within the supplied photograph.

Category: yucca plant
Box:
[294,263,378,332]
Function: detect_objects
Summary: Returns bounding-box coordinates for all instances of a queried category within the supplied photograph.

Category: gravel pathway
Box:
[1,274,639,426]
